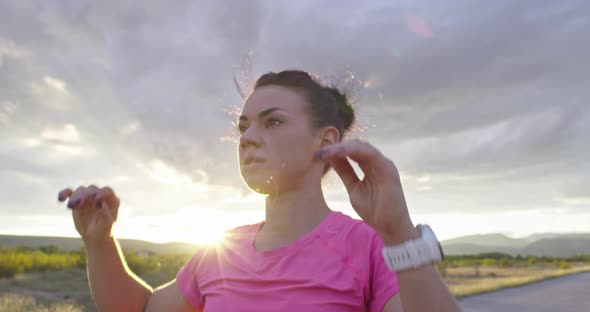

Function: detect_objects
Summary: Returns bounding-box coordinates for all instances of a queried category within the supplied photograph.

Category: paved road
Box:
[460,271,590,312]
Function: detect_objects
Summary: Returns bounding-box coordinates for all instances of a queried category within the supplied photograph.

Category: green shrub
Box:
[0,247,82,278]
[527,256,537,265]
[482,258,497,266]
[499,258,512,268]
[435,262,448,277]
[124,251,161,276]
[559,261,571,270]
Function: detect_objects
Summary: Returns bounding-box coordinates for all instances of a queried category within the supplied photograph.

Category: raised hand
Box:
[58,185,120,246]
[316,139,418,243]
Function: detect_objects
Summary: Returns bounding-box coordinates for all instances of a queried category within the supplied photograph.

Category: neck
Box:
[261,172,332,239]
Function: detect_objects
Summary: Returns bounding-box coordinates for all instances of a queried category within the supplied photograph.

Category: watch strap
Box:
[382,225,443,272]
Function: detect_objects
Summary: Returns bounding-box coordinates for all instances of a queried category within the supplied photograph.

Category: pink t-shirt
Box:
[176,211,400,311]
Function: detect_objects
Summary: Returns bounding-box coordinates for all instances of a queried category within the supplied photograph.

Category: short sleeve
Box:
[368,231,400,312]
[176,248,205,308]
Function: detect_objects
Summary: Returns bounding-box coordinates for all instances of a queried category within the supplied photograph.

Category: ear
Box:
[319,126,340,148]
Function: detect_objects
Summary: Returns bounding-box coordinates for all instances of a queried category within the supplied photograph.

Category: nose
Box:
[239,126,261,149]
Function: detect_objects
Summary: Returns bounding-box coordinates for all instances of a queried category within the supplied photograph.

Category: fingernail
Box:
[58,194,64,202]
[90,192,97,198]
[68,199,80,209]
[314,150,325,160]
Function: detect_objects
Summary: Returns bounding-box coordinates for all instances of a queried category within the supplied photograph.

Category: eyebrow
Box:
[238,107,287,121]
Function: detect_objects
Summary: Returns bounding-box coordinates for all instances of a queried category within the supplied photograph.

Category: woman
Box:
[58,70,461,311]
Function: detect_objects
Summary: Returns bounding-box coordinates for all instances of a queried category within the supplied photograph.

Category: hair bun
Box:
[326,87,355,133]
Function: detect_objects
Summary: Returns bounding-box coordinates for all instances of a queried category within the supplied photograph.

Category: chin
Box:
[240,172,283,195]
[243,180,276,195]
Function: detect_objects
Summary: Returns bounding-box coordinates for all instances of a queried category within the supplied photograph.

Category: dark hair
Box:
[251,70,356,174]
[253,70,355,139]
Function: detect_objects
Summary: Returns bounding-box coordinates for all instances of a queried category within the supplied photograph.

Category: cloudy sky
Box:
[1,0,589,244]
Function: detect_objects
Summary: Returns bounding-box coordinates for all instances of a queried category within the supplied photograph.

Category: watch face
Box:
[420,224,444,261]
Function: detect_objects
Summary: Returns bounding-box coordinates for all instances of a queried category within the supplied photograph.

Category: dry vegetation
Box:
[0,246,190,311]
[0,293,82,312]
[1,246,590,311]
[443,262,590,297]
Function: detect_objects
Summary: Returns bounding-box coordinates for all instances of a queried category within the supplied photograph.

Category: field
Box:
[438,253,590,297]
[444,263,590,298]
[1,247,589,311]
[0,246,189,311]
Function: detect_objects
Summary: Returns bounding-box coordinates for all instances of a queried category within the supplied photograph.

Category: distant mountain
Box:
[522,238,590,258]
[0,234,199,254]
[441,234,529,249]
[4,232,590,258]
[441,243,518,256]
[521,233,563,242]
[441,233,590,257]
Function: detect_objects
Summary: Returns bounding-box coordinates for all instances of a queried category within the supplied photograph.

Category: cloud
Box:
[0,0,588,228]
[40,123,80,144]
[137,159,198,185]
[0,38,30,66]
[42,76,66,92]
[120,120,141,137]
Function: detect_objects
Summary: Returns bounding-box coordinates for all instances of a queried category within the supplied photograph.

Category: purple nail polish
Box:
[68,199,80,209]
[58,194,64,201]
[314,150,325,160]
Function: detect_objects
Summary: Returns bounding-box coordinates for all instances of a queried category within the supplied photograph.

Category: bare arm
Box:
[85,237,153,312]
[381,224,461,312]
[382,266,461,312]
[144,279,200,312]
[59,186,197,311]
[316,141,461,312]
[86,237,199,312]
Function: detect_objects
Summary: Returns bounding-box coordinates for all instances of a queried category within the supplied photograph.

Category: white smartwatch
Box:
[382,224,444,272]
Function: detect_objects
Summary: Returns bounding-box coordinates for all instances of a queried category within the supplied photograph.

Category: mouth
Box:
[243,156,265,166]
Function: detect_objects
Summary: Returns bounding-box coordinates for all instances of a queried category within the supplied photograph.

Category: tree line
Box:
[2,246,589,280]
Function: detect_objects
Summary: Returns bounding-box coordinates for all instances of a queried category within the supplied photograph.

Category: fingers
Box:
[327,156,360,194]
[95,187,120,222]
[58,188,73,202]
[58,185,118,211]
[95,187,119,209]
[66,186,86,209]
[76,185,99,209]
[318,139,389,174]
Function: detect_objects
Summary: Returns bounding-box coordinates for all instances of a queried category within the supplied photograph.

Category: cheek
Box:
[271,134,314,168]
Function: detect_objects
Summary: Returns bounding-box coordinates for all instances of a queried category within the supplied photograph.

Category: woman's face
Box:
[237,85,324,194]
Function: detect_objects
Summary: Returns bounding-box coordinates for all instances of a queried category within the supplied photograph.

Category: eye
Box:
[265,118,282,128]
[237,124,248,135]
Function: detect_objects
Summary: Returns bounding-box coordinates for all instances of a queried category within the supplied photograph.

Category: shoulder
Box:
[222,221,261,243]
[328,211,380,242]
[321,211,384,263]
[328,212,389,269]
[182,222,261,272]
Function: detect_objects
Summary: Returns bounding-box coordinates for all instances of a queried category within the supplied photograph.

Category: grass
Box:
[0,268,94,311]
[446,262,590,298]
[1,261,590,311]
[0,293,82,312]
[0,266,181,311]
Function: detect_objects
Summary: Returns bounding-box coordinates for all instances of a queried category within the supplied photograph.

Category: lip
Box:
[242,161,265,170]
[243,156,265,166]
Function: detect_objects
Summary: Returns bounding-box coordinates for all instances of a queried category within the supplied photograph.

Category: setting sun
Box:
[113,204,265,246]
